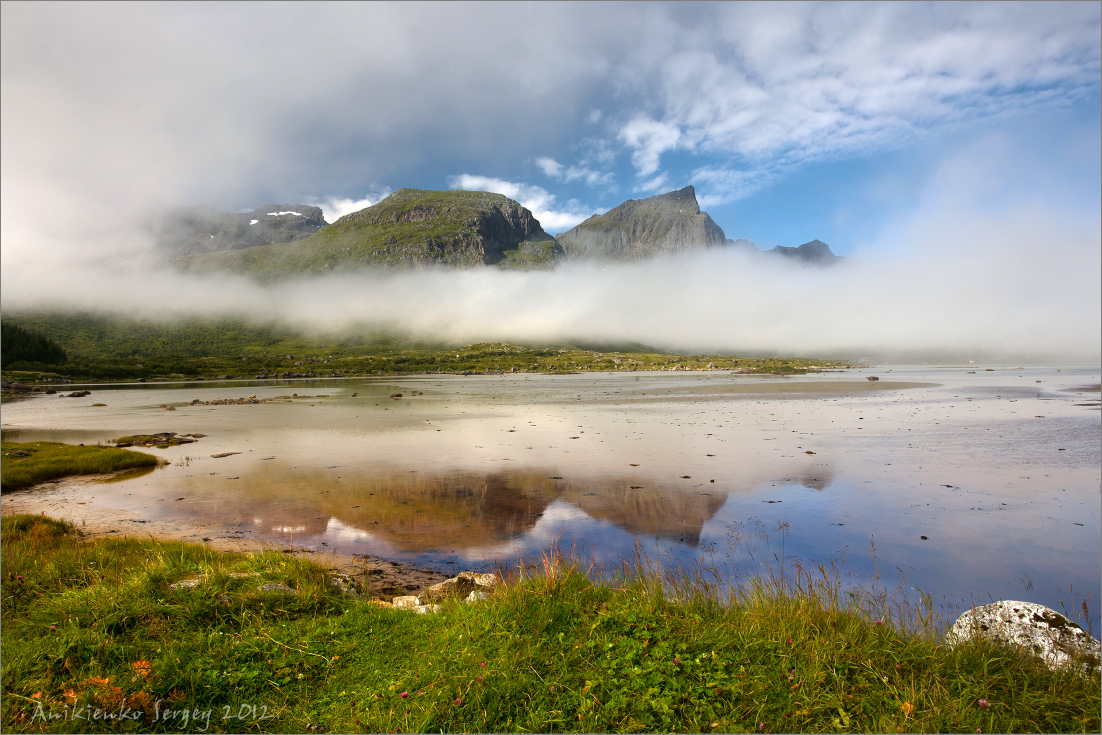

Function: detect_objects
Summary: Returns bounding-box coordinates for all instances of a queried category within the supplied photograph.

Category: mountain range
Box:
[150,204,327,256]
[166,186,842,279]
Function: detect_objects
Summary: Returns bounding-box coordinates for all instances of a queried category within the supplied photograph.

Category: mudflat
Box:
[2,366,1099,617]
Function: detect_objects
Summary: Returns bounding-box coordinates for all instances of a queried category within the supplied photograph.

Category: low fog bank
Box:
[2,216,1098,364]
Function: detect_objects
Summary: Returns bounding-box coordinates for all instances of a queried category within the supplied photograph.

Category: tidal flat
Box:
[2,366,1099,625]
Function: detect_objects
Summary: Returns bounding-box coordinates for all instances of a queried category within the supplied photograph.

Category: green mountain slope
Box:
[177,189,561,279]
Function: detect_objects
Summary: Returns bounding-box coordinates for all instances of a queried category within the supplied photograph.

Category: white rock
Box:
[258,582,297,595]
[459,571,498,588]
[424,571,500,601]
[391,595,422,609]
[947,600,1101,675]
[329,574,362,599]
[465,590,489,603]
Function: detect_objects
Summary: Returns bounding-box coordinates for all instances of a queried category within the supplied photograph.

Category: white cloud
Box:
[691,167,775,207]
[537,155,614,188]
[448,174,600,233]
[307,191,392,223]
[614,3,1101,201]
[535,157,564,178]
[618,116,683,177]
[564,165,615,187]
[633,173,669,194]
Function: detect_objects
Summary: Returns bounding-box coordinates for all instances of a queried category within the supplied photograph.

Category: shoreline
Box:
[0,473,450,598]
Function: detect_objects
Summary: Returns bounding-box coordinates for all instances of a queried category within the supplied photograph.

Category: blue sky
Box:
[3,2,1099,256]
[2,2,1099,359]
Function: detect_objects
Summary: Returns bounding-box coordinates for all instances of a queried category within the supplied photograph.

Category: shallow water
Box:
[3,367,1099,622]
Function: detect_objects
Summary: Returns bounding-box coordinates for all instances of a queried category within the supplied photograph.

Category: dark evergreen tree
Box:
[1,323,68,366]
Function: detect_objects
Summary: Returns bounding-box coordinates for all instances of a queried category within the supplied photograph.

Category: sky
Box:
[1,2,1100,361]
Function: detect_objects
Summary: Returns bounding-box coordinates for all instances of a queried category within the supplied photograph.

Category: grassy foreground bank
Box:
[2,515,1098,734]
[1,443,161,494]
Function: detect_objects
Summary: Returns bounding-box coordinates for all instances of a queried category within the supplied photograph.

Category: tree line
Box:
[1,323,67,367]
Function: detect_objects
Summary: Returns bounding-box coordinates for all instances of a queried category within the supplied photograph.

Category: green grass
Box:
[1,443,161,493]
[2,515,1097,733]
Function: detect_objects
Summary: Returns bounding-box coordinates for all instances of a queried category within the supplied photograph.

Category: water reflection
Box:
[154,461,837,558]
[2,367,1098,621]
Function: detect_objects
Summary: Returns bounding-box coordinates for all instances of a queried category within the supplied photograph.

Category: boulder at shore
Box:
[946,600,1101,675]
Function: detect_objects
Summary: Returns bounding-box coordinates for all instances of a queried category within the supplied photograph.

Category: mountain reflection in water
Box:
[167,464,836,557]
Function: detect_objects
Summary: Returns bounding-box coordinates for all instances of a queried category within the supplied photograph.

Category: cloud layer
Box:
[3,132,1098,363]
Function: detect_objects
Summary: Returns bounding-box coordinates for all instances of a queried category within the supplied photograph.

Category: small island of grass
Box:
[1,441,160,493]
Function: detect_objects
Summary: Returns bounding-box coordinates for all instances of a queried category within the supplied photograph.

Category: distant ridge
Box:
[169,186,843,276]
[557,186,842,265]
[769,239,843,265]
[150,204,326,256]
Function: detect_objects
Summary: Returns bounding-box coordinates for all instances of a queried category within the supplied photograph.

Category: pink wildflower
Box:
[977,699,989,709]
[400,692,408,699]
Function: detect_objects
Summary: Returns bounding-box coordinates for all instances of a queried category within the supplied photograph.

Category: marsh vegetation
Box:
[0,443,161,494]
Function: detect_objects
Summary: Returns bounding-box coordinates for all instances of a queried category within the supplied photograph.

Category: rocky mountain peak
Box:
[556,185,727,261]
[640,185,702,214]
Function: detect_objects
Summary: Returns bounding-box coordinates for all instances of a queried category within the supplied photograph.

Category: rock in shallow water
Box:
[946,600,1101,675]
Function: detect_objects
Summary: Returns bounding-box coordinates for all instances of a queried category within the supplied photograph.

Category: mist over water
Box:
[2,213,1099,363]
